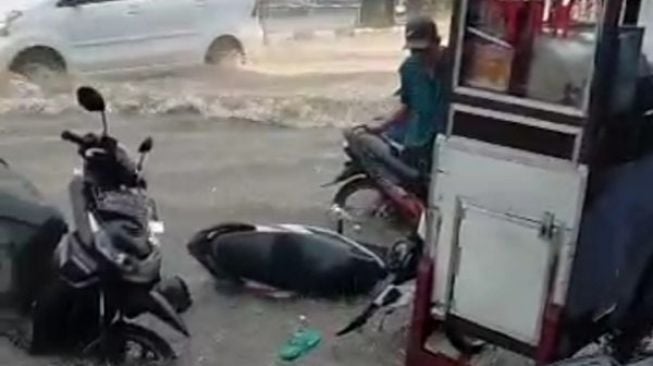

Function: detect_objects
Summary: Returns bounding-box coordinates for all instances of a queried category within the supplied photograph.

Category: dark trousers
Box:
[400,145,432,200]
[401,145,432,175]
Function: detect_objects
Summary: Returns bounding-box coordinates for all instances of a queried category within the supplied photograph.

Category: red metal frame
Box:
[405,256,564,366]
[488,0,579,45]
[405,257,469,366]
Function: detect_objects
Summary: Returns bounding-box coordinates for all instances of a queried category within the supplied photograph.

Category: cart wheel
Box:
[444,322,486,355]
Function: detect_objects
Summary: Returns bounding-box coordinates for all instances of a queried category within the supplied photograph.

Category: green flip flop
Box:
[279,329,322,362]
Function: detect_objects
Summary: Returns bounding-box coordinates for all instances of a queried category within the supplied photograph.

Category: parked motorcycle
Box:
[24,86,191,363]
[327,126,427,247]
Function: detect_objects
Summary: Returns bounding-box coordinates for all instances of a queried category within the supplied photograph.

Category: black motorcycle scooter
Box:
[327,126,427,247]
[25,87,191,363]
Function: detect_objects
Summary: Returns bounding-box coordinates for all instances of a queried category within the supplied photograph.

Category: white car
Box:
[0,0,261,84]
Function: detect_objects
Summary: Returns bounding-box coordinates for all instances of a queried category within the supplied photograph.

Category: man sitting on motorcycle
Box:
[369,16,448,173]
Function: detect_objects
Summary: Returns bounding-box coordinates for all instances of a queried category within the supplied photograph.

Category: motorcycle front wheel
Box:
[332,177,410,248]
[84,322,175,365]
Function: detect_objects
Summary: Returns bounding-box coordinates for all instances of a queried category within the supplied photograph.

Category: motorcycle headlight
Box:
[0,11,22,37]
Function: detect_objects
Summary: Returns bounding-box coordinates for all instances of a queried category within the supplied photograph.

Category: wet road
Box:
[0,112,408,366]
[0,27,424,365]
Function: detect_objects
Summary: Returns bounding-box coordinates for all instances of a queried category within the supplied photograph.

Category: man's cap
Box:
[405,16,440,50]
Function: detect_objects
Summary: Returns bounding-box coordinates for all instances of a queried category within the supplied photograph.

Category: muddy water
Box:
[0,33,406,128]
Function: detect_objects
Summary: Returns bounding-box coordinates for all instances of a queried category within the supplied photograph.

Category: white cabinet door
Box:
[450,201,556,345]
[59,0,152,73]
[429,136,588,319]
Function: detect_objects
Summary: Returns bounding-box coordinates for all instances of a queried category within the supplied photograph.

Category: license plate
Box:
[149,221,165,234]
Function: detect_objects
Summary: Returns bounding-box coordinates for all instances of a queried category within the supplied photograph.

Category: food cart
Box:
[406,0,653,365]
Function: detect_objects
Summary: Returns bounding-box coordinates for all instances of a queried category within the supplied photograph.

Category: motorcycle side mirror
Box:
[77,86,109,136]
[137,137,153,172]
[77,86,105,112]
[139,137,153,154]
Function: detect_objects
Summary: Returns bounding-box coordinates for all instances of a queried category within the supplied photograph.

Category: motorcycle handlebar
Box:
[61,130,85,146]
[61,130,145,187]
[349,125,392,143]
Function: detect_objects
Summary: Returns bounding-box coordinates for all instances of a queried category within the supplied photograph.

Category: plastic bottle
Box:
[297,315,308,334]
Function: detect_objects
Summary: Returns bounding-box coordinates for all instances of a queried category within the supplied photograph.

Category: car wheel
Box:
[205,36,244,69]
[10,48,68,93]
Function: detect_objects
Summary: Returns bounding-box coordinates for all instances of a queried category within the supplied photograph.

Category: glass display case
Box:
[453,0,603,113]
[447,0,643,163]
[408,1,650,365]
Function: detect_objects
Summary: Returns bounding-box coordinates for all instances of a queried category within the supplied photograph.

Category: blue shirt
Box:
[398,54,447,148]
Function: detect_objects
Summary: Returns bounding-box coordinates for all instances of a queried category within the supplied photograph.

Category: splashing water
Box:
[0,33,405,128]
[0,68,399,128]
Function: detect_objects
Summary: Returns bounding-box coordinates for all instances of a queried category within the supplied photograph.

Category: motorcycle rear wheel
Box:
[333,177,409,248]
[84,323,175,365]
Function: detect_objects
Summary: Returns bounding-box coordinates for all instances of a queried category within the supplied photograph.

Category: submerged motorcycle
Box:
[23,87,191,363]
[327,126,427,246]
[187,222,388,298]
